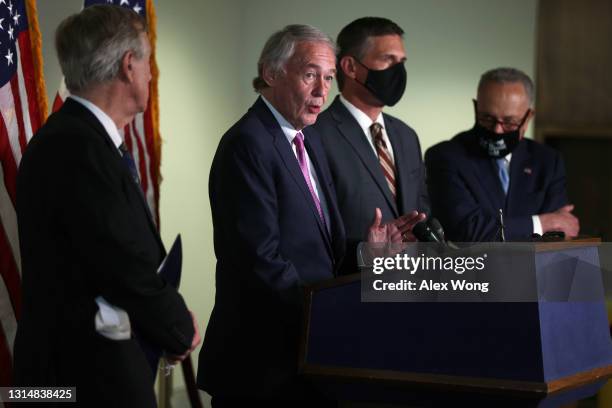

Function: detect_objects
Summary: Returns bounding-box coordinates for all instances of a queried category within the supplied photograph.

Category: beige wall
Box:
[36,0,536,404]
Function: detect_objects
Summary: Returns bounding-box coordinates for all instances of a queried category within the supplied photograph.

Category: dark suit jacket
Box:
[313,96,429,275]
[14,99,194,407]
[197,97,345,398]
[425,128,568,242]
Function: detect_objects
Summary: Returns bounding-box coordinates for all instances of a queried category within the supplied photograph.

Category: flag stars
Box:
[120,0,130,6]
[133,4,142,14]
[7,2,12,15]
[12,12,19,26]
[0,19,4,30]
[8,25,13,40]
[0,0,6,5]
[5,48,13,65]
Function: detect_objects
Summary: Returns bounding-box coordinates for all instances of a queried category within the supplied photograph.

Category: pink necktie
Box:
[293,132,325,224]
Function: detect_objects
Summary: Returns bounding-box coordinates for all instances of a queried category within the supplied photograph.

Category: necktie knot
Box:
[370,122,389,150]
[119,142,128,154]
[293,131,304,148]
[370,122,383,139]
[293,131,305,161]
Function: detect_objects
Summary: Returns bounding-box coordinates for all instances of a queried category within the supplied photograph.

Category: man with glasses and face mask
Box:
[425,67,579,242]
[314,17,430,276]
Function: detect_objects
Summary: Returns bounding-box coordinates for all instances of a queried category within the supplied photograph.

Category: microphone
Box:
[428,218,445,243]
[413,221,443,243]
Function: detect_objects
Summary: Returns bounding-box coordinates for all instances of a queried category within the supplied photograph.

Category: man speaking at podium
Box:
[198,24,402,406]
[425,68,580,242]
[14,5,199,406]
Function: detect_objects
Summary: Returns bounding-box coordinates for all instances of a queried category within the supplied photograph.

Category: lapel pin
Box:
[524,167,532,175]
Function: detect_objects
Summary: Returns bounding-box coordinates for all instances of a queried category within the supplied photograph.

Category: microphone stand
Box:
[499,208,506,242]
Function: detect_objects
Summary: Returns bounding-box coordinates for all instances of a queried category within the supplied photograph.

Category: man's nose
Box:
[311,77,328,97]
[493,121,505,134]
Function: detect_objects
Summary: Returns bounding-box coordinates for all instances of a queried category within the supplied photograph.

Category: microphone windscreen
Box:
[428,218,445,241]
[413,221,439,243]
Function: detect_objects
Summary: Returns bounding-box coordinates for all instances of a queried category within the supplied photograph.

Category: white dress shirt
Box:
[339,95,394,162]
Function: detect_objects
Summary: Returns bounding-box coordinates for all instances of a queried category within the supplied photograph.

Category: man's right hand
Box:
[539,204,580,238]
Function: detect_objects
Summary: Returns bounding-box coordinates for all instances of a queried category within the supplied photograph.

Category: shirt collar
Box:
[339,94,386,132]
[69,95,123,149]
[261,95,304,144]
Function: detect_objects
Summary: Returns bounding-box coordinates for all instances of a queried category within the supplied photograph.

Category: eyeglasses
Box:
[477,109,531,132]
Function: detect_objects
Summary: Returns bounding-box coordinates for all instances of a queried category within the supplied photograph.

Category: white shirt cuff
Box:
[532,215,543,235]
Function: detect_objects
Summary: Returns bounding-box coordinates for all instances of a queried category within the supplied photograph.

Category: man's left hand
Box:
[367,208,403,243]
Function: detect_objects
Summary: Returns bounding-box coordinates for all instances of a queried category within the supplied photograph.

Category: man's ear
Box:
[262,65,278,88]
[120,50,135,82]
[340,55,357,80]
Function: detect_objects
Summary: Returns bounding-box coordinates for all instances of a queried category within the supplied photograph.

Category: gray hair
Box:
[478,67,535,105]
[55,4,147,93]
[253,24,337,92]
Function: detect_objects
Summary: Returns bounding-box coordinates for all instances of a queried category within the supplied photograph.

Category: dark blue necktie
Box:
[119,142,140,185]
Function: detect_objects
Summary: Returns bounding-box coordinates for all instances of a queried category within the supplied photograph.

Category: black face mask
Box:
[474,107,530,158]
[354,59,407,106]
[474,123,521,158]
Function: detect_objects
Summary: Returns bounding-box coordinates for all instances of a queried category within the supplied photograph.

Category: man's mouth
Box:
[307,105,321,114]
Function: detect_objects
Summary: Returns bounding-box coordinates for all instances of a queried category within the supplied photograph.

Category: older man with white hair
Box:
[198,24,401,406]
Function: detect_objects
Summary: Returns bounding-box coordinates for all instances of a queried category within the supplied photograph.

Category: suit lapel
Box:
[507,141,532,214]
[303,128,345,264]
[460,133,507,212]
[62,99,165,252]
[253,98,333,254]
[330,98,399,216]
[469,154,506,212]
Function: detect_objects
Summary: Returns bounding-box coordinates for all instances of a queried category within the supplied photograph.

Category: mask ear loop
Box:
[352,56,371,71]
[349,56,373,93]
[517,108,532,128]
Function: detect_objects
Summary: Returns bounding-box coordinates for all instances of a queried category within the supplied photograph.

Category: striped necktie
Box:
[370,122,397,199]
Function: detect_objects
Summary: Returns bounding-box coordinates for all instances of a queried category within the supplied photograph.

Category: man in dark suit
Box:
[314,17,430,275]
[14,6,199,406]
[425,67,579,242]
[198,25,400,406]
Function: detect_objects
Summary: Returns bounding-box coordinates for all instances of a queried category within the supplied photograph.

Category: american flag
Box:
[52,0,162,227]
[0,0,46,392]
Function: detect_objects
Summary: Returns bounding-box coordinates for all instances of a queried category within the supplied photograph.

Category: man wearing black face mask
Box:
[425,67,579,242]
[314,17,430,275]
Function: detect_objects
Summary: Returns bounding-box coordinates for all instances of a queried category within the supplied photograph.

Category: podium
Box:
[299,241,612,406]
